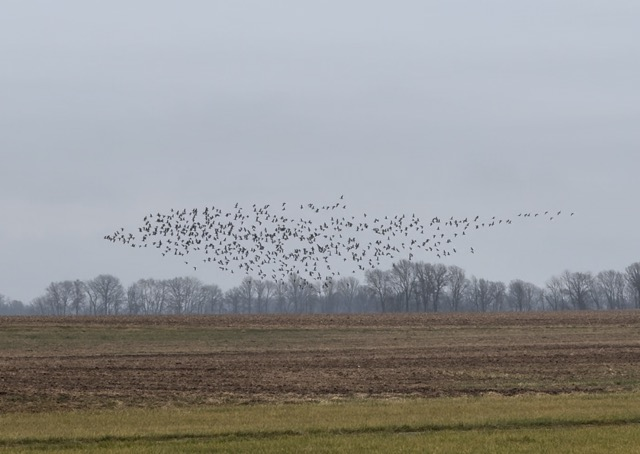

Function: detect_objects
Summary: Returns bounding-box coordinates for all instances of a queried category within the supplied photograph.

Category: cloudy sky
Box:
[2,1,639,303]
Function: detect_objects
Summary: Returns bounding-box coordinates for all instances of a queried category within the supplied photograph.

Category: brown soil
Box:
[2,311,640,412]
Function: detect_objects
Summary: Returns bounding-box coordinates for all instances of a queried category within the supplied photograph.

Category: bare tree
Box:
[595,270,627,310]
[390,259,416,312]
[44,281,74,315]
[545,276,566,311]
[287,274,316,313]
[253,280,274,314]
[625,262,640,309]
[130,278,168,314]
[491,281,507,312]
[127,282,143,315]
[225,287,242,313]
[468,276,480,312]
[34,281,84,315]
[200,284,224,314]
[336,276,360,313]
[238,276,255,313]
[32,295,50,315]
[529,283,545,311]
[414,262,433,312]
[365,269,392,312]
[273,279,288,313]
[508,280,526,312]
[508,279,531,312]
[318,278,338,313]
[468,278,505,312]
[430,264,448,312]
[470,277,491,312]
[86,275,125,315]
[447,265,467,312]
[413,262,448,312]
[508,280,540,312]
[70,280,87,315]
[165,276,203,314]
[562,271,594,310]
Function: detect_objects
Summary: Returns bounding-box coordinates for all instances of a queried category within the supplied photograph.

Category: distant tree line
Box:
[3,261,640,316]
[0,293,29,315]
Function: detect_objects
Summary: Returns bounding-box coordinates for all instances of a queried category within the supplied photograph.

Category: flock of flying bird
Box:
[105,196,572,287]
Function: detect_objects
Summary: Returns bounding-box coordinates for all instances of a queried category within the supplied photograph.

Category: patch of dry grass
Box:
[2,393,640,453]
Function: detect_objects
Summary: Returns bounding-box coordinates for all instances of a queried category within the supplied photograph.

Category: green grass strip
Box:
[3,414,640,450]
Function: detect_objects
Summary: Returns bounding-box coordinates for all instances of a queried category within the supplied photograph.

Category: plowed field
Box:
[2,311,640,413]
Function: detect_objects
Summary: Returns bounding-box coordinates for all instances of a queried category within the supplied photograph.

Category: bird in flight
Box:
[105,196,571,287]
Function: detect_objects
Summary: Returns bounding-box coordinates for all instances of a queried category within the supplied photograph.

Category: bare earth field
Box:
[2,311,640,413]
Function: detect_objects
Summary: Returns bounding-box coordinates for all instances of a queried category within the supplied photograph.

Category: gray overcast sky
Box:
[2,1,639,303]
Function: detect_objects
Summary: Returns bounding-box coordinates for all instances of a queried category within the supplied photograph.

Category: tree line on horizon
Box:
[2,260,640,316]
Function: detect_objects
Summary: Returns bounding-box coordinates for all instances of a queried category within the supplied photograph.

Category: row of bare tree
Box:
[364,261,640,313]
[4,261,640,316]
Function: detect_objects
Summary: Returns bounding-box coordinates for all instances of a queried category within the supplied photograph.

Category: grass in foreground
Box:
[2,393,640,453]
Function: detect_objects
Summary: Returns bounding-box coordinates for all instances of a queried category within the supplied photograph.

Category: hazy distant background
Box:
[2,1,639,303]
